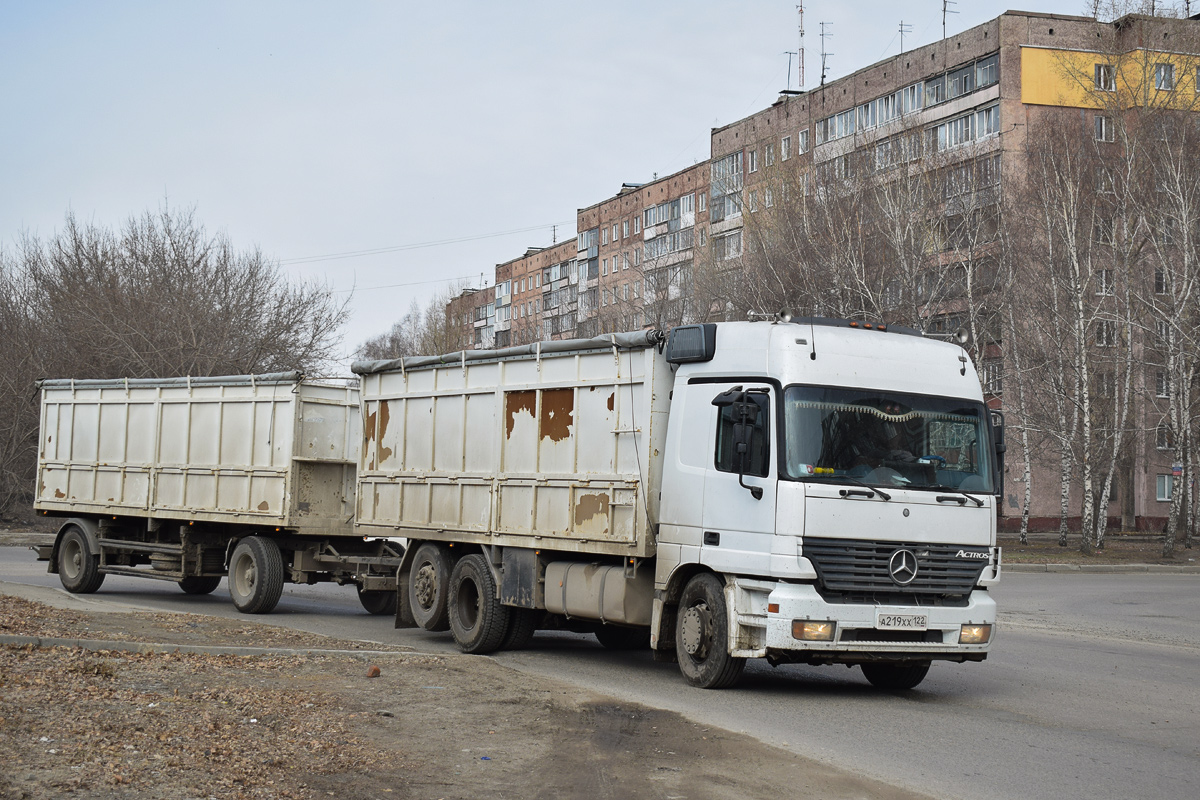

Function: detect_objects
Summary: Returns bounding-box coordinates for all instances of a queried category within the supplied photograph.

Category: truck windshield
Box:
[782,385,993,493]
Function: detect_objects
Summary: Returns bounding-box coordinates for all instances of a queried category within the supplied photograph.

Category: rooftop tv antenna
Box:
[899,20,912,54]
[942,0,958,40]
[796,4,806,88]
[784,51,798,90]
[819,21,833,86]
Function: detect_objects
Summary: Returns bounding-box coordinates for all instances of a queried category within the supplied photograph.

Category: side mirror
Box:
[990,410,1006,499]
[713,388,764,500]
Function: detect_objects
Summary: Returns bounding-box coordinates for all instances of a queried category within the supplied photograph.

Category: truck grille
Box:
[803,538,988,599]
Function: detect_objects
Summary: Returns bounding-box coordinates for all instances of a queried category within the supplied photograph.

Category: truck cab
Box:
[652,319,1000,688]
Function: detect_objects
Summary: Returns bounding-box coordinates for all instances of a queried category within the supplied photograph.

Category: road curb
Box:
[0,633,421,658]
[1005,563,1200,574]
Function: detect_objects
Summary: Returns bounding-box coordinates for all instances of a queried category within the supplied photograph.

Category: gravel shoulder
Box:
[0,589,933,800]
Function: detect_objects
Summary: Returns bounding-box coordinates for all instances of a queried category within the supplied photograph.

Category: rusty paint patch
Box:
[257,500,269,511]
[540,388,574,443]
[361,401,394,470]
[607,392,615,412]
[505,390,537,439]
[574,492,610,527]
[54,489,65,498]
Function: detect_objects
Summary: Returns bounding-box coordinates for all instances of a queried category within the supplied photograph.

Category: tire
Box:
[675,573,745,689]
[228,537,285,614]
[358,585,397,615]
[448,554,511,654]
[178,575,222,595]
[57,525,105,594]
[861,662,931,691]
[407,543,452,631]
[500,607,541,650]
[594,624,651,650]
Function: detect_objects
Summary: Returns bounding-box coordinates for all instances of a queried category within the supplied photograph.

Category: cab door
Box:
[700,382,777,576]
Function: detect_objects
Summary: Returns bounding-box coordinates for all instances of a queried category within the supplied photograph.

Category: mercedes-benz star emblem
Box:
[888,548,919,586]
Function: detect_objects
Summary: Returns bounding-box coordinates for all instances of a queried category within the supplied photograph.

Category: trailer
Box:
[352,320,1003,688]
[34,372,403,614]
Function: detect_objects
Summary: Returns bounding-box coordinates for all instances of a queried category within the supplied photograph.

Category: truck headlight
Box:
[792,620,836,641]
[959,624,992,644]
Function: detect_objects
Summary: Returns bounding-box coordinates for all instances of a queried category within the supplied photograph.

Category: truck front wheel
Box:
[58,525,105,594]
[861,662,930,690]
[675,573,745,689]
[228,537,284,614]
[408,543,451,631]
[447,554,510,654]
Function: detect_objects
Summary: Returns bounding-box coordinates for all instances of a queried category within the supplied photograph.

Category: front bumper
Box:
[730,580,996,664]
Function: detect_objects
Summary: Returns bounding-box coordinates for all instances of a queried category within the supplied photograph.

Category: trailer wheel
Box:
[408,543,452,631]
[357,586,397,615]
[58,525,105,594]
[448,554,511,654]
[500,607,541,650]
[675,573,745,689]
[178,576,222,595]
[594,624,651,650]
[228,537,284,614]
[861,662,931,691]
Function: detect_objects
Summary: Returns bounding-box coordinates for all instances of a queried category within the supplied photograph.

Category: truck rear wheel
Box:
[178,576,222,595]
[228,537,284,614]
[357,585,397,615]
[500,607,541,650]
[58,525,105,594]
[675,573,745,689]
[448,554,510,654]
[408,543,452,631]
[861,662,930,691]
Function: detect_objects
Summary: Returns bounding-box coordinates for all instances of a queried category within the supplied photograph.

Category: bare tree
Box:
[0,204,349,516]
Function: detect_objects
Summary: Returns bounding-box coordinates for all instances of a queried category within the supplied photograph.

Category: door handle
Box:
[703,531,721,546]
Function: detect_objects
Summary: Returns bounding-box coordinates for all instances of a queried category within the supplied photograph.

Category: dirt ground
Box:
[0,593,933,800]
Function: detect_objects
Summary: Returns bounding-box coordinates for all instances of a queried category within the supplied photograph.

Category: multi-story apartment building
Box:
[444,10,1200,533]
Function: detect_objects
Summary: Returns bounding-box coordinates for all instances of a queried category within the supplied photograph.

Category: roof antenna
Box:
[819,22,833,86]
[796,4,806,89]
[809,318,817,360]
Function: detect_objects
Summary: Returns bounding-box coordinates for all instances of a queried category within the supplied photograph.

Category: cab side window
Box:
[714,393,770,477]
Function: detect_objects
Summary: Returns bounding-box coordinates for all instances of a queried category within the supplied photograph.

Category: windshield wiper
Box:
[826,473,891,501]
[927,484,984,507]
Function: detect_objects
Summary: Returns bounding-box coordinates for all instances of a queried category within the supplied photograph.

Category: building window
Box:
[1157,474,1174,502]
[623,220,629,239]
[1156,371,1170,398]
[782,135,791,160]
[1157,422,1173,450]
[797,129,809,154]
[715,230,742,261]
[976,53,999,87]
[1095,319,1117,347]
[748,190,758,213]
[634,217,641,234]
[1096,269,1114,296]
[765,143,776,166]
[982,360,1003,395]
[1094,63,1115,91]
[623,252,630,270]
[1095,115,1114,142]
[698,193,706,212]
[1155,268,1168,295]
[765,187,774,208]
[1093,217,1114,245]
[749,149,759,173]
[602,258,608,276]
[1155,63,1174,91]
[601,228,608,245]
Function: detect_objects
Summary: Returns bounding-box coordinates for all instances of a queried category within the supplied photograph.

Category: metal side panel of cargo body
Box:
[34,375,359,535]
[355,338,671,557]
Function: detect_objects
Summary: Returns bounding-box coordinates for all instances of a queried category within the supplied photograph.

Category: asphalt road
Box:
[3,546,1198,800]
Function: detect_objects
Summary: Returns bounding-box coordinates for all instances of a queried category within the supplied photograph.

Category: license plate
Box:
[875,611,928,631]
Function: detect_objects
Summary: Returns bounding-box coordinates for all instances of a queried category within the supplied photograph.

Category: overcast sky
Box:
[1,1,1092,370]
